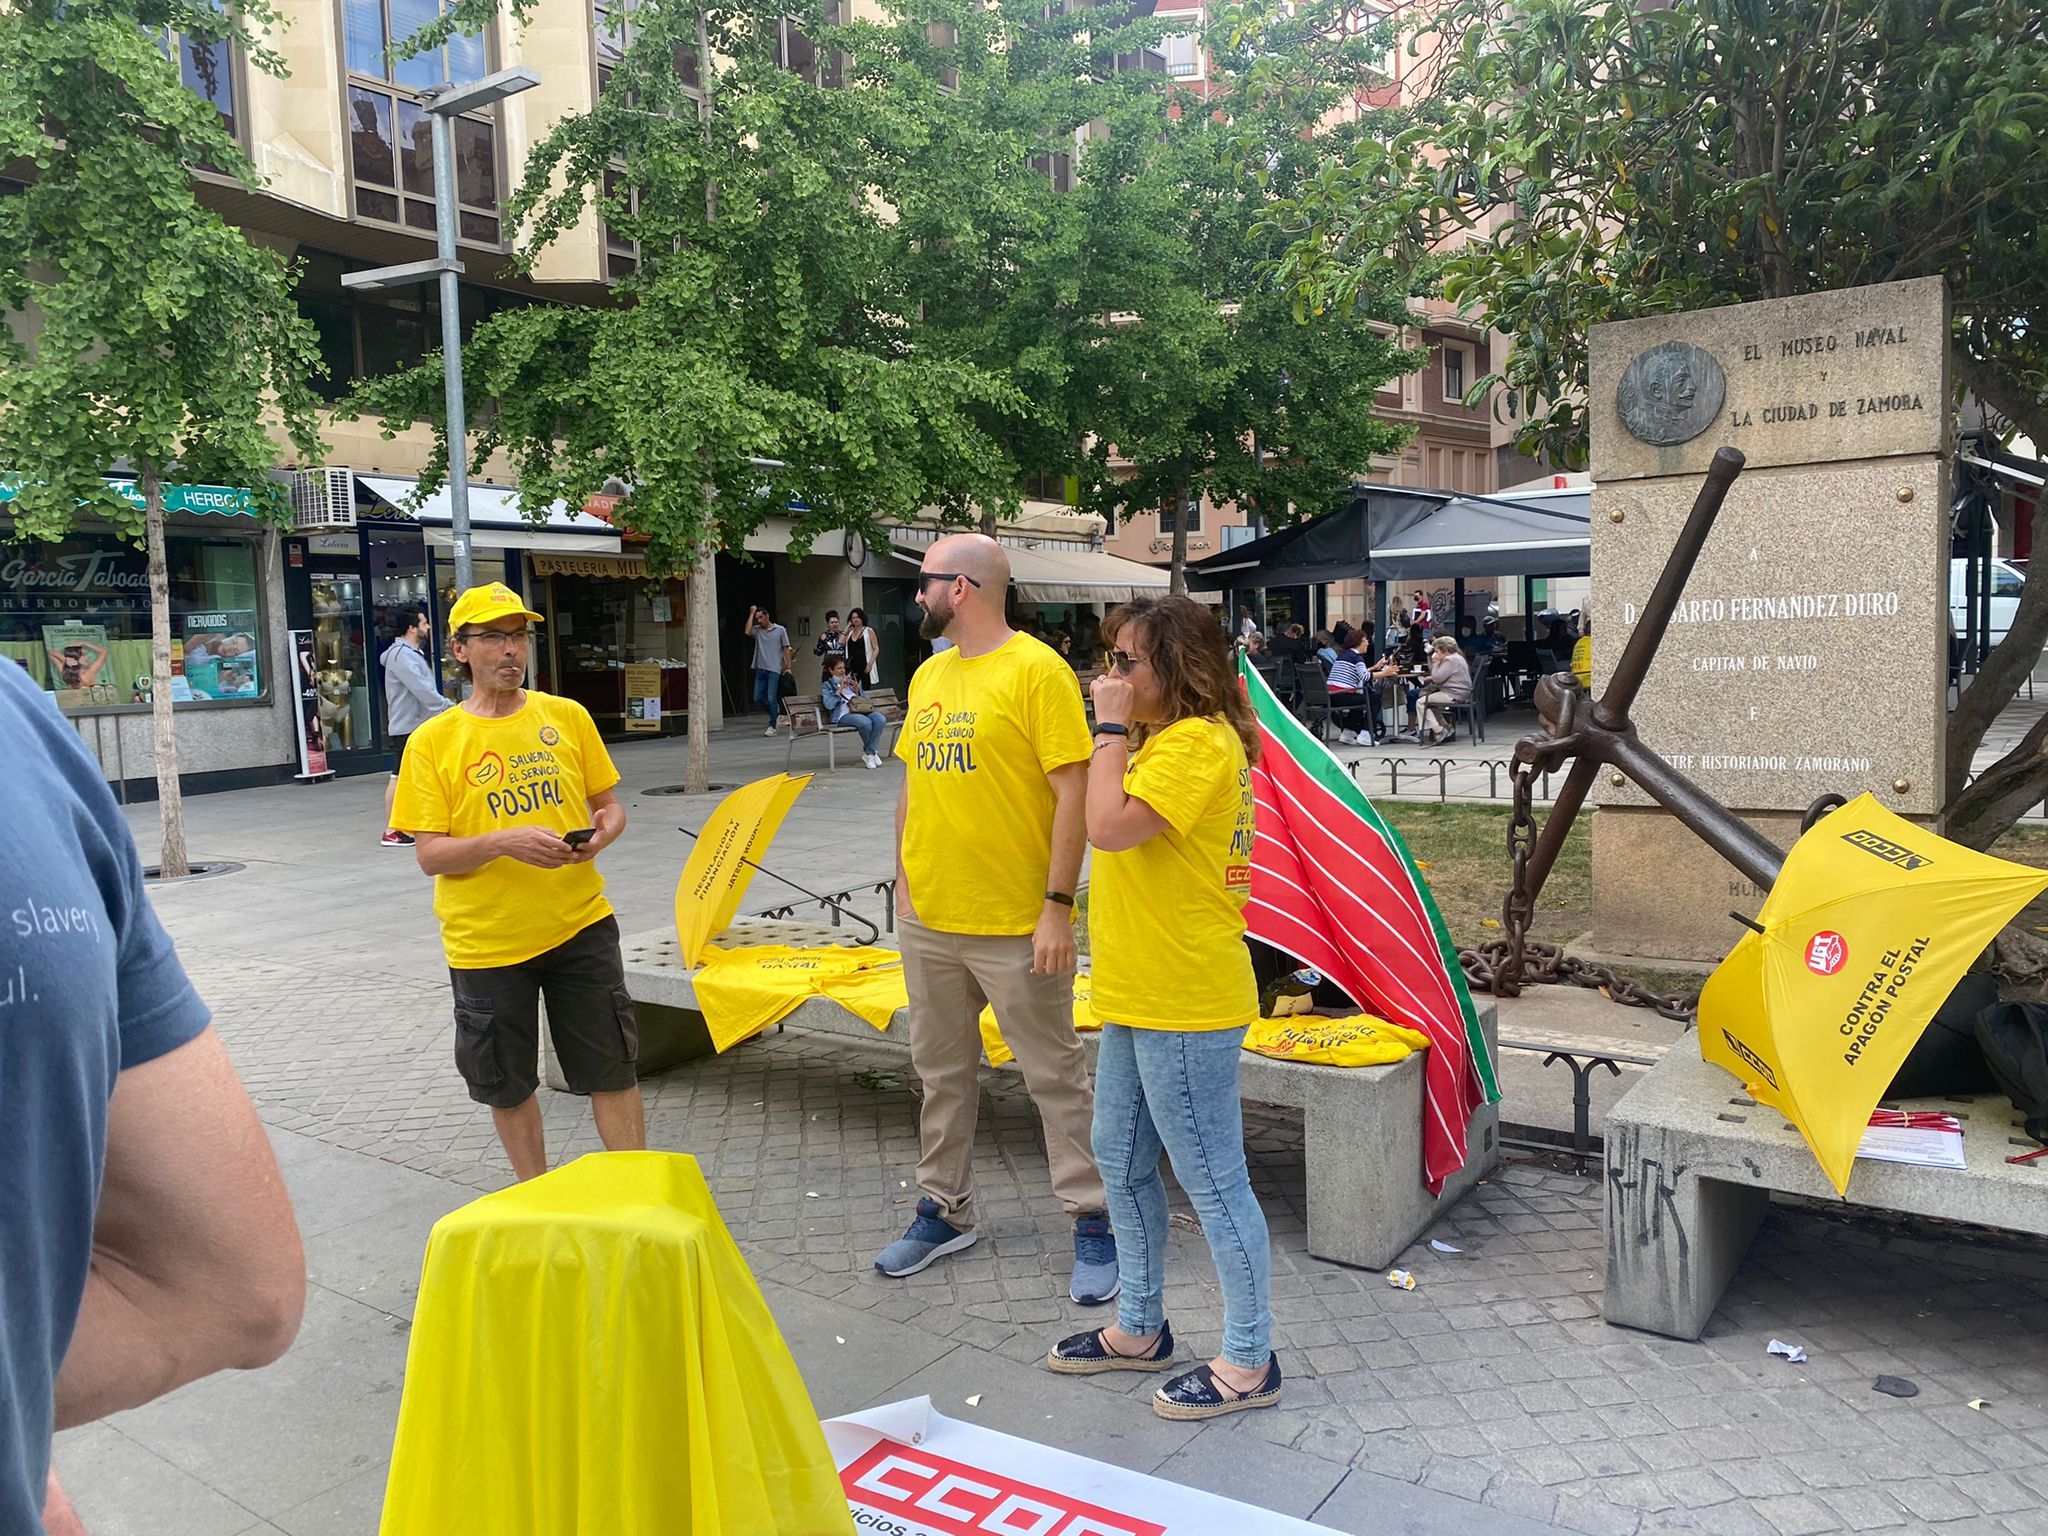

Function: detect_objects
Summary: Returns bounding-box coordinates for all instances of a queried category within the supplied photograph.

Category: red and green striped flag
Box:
[1239,655,1500,1194]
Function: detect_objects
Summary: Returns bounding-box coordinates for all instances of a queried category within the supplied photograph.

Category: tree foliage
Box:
[1261,0,2048,847]
[1069,0,1425,586]
[0,0,326,873]
[353,0,1026,578]
[0,0,324,540]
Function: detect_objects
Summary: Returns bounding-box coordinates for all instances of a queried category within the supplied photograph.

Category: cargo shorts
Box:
[448,915,640,1108]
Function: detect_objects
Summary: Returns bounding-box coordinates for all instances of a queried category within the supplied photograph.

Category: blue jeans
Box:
[752,667,784,726]
[1092,1022,1272,1368]
[828,703,885,754]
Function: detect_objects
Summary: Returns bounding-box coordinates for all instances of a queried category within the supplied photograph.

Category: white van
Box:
[1950,556,2025,645]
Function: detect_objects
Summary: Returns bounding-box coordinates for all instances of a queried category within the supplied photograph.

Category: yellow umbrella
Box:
[1699,793,2048,1195]
[674,772,811,965]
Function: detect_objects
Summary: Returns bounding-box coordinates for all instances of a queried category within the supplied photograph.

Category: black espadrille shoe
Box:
[1151,1355,1283,1419]
[1046,1321,1176,1375]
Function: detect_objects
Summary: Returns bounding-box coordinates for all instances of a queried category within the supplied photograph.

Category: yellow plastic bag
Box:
[1242,1013,1431,1067]
[977,972,1099,1068]
[379,1152,854,1536]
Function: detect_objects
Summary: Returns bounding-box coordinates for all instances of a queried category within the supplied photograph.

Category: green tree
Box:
[1070,3,1423,590]
[354,0,1023,792]
[864,1,1175,536]
[0,0,325,876]
[1268,0,2048,850]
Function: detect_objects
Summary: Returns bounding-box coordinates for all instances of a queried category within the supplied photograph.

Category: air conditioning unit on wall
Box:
[290,468,356,531]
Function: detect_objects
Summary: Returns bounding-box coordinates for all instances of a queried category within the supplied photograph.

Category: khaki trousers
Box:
[899,915,1106,1229]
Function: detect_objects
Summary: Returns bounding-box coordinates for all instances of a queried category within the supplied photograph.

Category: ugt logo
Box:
[466,751,505,789]
[1805,930,1847,977]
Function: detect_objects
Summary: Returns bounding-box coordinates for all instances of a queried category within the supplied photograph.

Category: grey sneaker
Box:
[1070,1213,1119,1304]
[876,1197,977,1277]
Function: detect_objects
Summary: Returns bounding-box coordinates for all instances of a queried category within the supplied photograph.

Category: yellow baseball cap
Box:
[448,582,544,636]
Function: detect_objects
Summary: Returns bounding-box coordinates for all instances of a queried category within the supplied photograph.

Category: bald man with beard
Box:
[876,535,1119,1305]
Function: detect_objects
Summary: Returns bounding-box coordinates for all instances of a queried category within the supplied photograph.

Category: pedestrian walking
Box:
[878,534,1118,1304]
[743,604,794,734]
[2,662,304,1536]
[392,583,644,1181]
[380,605,452,848]
[1047,594,1281,1419]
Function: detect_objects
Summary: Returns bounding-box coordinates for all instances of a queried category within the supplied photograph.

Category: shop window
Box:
[1,528,266,706]
[343,0,502,245]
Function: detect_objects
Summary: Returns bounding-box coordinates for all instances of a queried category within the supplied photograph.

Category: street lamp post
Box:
[342,65,540,596]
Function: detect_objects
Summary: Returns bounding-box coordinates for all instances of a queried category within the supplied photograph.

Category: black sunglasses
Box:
[917,571,984,592]
[1108,649,1144,675]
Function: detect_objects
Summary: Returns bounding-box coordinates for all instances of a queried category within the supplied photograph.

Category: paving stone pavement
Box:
[58,726,2048,1534]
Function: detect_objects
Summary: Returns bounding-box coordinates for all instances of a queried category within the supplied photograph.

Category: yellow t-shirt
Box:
[895,632,1093,935]
[393,690,620,969]
[1571,633,1592,690]
[1088,716,1258,1030]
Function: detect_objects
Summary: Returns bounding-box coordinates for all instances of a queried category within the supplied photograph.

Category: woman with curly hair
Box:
[1046,594,1281,1419]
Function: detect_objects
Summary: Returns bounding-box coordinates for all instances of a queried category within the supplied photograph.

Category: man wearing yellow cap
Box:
[393,583,643,1179]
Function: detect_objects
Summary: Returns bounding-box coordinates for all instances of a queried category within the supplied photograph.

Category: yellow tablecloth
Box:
[379,1152,853,1536]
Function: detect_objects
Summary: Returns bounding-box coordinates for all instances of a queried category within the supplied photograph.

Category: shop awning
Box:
[359,474,621,552]
[893,540,1173,604]
[425,526,623,555]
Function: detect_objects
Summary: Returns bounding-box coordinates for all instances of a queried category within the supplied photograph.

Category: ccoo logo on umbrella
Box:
[1700,794,2048,1196]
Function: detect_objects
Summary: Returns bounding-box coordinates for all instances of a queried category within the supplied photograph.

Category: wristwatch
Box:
[1044,891,1075,907]
[1093,722,1129,737]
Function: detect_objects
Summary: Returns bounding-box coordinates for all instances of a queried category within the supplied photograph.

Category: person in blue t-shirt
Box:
[0,662,305,1534]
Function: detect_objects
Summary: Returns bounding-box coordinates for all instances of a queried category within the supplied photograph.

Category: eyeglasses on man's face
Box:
[916,571,983,593]
[459,627,532,650]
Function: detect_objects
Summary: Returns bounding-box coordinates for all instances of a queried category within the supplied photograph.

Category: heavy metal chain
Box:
[1458,763,1699,1024]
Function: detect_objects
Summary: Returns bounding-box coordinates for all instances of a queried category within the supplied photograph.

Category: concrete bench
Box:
[1603,1034,2048,1340]
[590,921,1499,1272]
[783,689,904,771]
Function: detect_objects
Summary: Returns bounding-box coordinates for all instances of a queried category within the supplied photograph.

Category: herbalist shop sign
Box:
[0,477,258,517]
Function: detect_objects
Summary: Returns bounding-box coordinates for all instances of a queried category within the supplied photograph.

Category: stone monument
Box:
[1586,277,1951,962]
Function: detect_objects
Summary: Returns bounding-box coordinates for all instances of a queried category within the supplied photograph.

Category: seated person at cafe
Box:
[1268,623,1310,664]
[1418,636,1474,745]
[1326,630,1376,745]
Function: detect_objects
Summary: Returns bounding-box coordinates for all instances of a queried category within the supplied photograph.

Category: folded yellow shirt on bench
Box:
[696,945,1102,1068]
[693,944,908,1051]
[1243,1013,1431,1068]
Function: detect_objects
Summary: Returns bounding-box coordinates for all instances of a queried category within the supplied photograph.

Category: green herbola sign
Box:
[0,476,257,516]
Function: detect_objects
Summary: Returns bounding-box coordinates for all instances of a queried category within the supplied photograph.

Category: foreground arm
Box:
[53,1028,305,1426]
